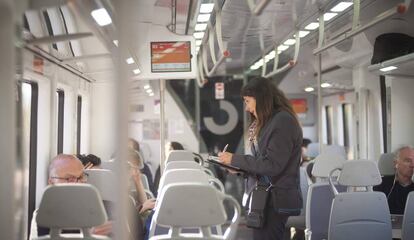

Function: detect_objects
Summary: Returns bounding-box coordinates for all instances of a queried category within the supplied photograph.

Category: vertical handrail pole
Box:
[160,79,166,173]
[317,53,323,152]
[0,0,16,239]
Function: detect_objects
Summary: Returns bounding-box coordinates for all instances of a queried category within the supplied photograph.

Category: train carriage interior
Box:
[1,0,414,239]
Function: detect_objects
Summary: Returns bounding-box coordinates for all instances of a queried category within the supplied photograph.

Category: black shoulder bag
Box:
[246,183,271,229]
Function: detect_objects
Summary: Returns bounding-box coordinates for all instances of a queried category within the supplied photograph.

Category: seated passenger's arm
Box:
[131,168,148,205]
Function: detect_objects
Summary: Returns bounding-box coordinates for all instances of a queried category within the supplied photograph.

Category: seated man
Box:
[29,154,112,239]
[374,146,414,214]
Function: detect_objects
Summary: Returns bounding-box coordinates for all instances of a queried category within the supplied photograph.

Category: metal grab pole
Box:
[317,54,323,153]
[160,79,166,174]
[0,0,16,238]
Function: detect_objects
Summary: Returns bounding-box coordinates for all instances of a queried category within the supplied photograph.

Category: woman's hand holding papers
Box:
[218,152,240,174]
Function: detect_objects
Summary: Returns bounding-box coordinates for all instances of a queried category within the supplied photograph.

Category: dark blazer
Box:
[232,110,303,210]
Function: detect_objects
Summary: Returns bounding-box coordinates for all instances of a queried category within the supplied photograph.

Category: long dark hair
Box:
[241,77,299,136]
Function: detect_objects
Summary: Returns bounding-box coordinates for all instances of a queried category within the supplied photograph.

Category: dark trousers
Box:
[252,209,289,240]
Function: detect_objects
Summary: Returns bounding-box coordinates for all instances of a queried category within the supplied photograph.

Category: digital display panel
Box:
[151,41,191,73]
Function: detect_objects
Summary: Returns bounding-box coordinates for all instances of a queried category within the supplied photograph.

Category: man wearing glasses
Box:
[29,154,112,239]
[48,154,88,184]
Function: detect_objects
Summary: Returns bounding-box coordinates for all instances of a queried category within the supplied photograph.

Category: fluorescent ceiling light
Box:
[196,40,202,46]
[113,40,119,46]
[305,87,315,92]
[193,32,205,39]
[250,64,260,70]
[200,3,214,13]
[305,22,319,30]
[380,66,398,72]
[283,39,296,45]
[322,12,338,21]
[256,59,264,67]
[197,14,211,22]
[295,31,310,38]
[266,50,276,59]
[321,83,332,88]
[330,2,353,12]
[126,57,134,64]
[146,89,152,93]
[144,84,150,89]
[91,8,112,26]
[133,68,141,75]
[195,23,208,31]
[277,45,289,51]
[149,92,154,96]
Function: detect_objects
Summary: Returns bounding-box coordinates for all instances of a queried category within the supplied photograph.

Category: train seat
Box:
[305,153,346,240]
[286,167,309,231]
[378,153,396,176]
[328,160,391,240]
[166,150,197,163]
[164,160,214,176]
[322,145,347,159]
[149,183,240,240]
[35,184,109,240]
[402,192,414,240]
[85,169,116,202]
[157,169,224,194]
[307,143,320,159]
[100,160,116,172]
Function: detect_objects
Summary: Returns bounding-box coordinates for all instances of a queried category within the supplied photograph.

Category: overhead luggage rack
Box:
[368,52,414,77]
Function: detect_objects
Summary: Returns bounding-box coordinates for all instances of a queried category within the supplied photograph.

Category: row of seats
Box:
[148,150,241,240]
[303,153,414,240]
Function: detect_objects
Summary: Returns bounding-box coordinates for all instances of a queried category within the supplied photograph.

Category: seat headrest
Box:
[312,153,346,178]
[164,160,202,172]
[166,150,194,163]
[378,153,396,176]
[307,143,320,158]
[100,160,115,171]
[155,183,227,227]
[37,184,107,228]
[158,169,211,191]
[322,145,347,158]
[338,160,382,187]
[85,169,116,201]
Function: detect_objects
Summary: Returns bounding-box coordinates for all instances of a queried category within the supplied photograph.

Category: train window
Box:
[42,10,58,50]
[325,105,333,145]
[56,90,65,154]
[76,95,82,154]
[19,82,38,236]
[342,103,354,159]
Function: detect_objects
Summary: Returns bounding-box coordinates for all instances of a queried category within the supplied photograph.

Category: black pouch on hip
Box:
[246,185,270,229]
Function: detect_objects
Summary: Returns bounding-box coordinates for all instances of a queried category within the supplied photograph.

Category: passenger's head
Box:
[128,149,144,169]
[48,154,86,184]
[302,138,312,161]
[77,154,102,168]
[165,141,184,154]
[128,138,140,152]
[394,145,414,179]
[241,77,298,135]
[302,138,311,148]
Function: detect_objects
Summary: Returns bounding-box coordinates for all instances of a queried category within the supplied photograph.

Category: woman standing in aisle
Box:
[218,77,303,240]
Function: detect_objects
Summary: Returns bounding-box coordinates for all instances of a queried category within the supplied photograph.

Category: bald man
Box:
[374,146,414,214]
[29,154,112,239]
